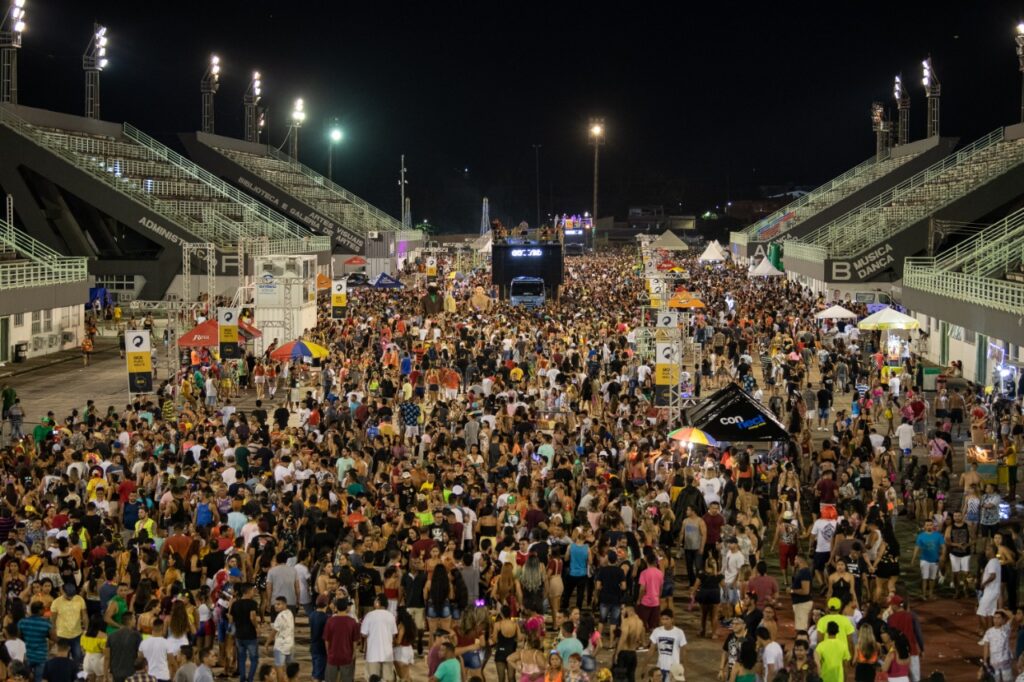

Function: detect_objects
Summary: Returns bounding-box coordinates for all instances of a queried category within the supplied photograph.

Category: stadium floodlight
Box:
[200,53,221,134]
[588,117,605,250]
[244,69,262,143]
[82,23,108,119]
[288,97,305,161]
[871,102,890,160]
[327,122,343,180]
[1,0,27,103]
[894,74,910,146]
[921,56,940,138]
[1015,23,1024,121]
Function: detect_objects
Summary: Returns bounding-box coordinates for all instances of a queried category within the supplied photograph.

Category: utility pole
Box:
[399,155,408,226]
[532,144,542,228]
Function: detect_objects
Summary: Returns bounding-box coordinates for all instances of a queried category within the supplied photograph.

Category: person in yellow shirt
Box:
[85,470,107,502]
[1003,435,1018,501]
[134,507,156,541]
[50,583,88,662]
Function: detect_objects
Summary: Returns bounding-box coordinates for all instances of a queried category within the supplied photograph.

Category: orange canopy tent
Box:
[344,256,367,266]
[177,319,262,348]
[667,291,706,309]
[316,273,332,290]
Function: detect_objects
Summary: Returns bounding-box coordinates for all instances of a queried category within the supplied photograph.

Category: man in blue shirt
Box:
[911,519,945,600]
[18,601,52,682]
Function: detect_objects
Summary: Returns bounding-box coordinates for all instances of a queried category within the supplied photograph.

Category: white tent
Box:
[648,230,689,251]
[697,241,727,262]
[815,304,858,320]
[470,232,492,253]
[857,306,920,330]
[749,258,785,277]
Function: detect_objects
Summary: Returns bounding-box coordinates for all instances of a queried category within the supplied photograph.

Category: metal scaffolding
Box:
[181,242,216,309]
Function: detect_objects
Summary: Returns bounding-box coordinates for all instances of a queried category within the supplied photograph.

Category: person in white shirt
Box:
[361,595,397,681]
[138,618,175,681]
[722,537,748,605]
[267,596,295,675]
[978,544,1002,630]
[698,467,723,507]
[894,418,916,456]
[979,608,1013,680]
[757,626,785,679]
[648,609,687,678]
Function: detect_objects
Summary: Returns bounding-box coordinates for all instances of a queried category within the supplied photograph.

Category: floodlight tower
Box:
[81,24,108,119]
[244,71,261,142]
[201,54,220,134]
[289,98,305,161]
[588,117,605,250]
[922,57,940,138]
[0,0,26,104]
[871,103,890,160]
[1015,23,1024,122]
[327,122,342,181]
[894,75,909,146]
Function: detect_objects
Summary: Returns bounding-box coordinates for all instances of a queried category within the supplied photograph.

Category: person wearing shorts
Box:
[910,520,944,600]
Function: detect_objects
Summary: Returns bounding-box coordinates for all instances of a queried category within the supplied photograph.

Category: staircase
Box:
[0,217,87,288]
[731,149,923,246]
[786,129,1024,262]
[0,105,328,254]
[217,144,404,238]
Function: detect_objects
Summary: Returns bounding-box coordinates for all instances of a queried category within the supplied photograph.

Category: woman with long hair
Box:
[547,546,565,628]
[853,623,879,682]
[424,563,452,644]
[81,613,108,682]
[544,652,564,682]
[491,561,522,616]
[881,627,912,682]
[518,554,547,616]
[691,554,722,639]
[491,605,520,682]
[394,608,417,682]
[507,636,545,682]
[166,599,192,651]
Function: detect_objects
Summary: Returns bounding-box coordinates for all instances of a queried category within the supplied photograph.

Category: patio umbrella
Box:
[667,426,719,447]
[270,339,330,361]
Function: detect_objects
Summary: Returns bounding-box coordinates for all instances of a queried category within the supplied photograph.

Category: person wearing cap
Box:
[771,508,800,586]
[816,597,855,658]
[50,582,87,666]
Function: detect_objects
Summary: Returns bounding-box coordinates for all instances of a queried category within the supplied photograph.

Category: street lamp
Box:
[82,24,107,119]
[893,74,909,146]
[0,0,27,104]
[921,56,940,138]
[588,117,605,251]
[289,97,305,161]
[1015,23,1024,122]
[201,54,220,134]
[327,123,342,181]
[244,70,261,143]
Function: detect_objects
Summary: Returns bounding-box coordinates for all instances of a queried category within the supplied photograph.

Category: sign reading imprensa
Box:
[125,330,153,395]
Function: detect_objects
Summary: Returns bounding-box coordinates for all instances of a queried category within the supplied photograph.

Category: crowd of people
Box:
[0,249,1021,682]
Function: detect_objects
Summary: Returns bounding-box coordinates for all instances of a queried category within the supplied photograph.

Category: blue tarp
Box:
[371,273,404,289]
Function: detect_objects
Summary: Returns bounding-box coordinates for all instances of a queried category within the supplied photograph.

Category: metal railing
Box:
[220,145,403,235]
[904,264,1024,315]
[788,128,1024,259]
[0,217,64,263]
[0,218,88,287]
[904,206,1024,277]
[731,231,748,246]
[123,125,316,242]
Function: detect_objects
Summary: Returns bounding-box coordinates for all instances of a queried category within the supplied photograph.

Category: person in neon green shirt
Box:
[814,620,851,682]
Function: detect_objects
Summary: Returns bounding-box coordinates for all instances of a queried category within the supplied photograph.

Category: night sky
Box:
[11,1,1024,231]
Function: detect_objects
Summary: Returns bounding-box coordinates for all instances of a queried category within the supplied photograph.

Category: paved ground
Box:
[0,346,993,680]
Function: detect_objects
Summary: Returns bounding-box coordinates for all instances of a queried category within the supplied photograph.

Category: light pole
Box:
[588,118,605,250]
[532,144,541,228]
[922,57,940,138]
[894,74,909,146]
[399,155,409,227]
[289,98,305,161]
[201,54,220,134]
[0,0,26,104]
[82,24,107,120]
[1016,23,1024,122]
[327,123,342,181]
[244,71,261,143]
[871,102,890,160]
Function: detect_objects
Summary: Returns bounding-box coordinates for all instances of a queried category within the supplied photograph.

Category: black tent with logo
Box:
[687,383,789,442]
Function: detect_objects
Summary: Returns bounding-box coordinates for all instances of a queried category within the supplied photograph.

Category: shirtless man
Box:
[960,462,982,497]
[615,603,646,682]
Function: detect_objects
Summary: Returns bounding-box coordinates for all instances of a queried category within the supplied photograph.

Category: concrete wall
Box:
[910,311,1024,385]
[4,302,86,361]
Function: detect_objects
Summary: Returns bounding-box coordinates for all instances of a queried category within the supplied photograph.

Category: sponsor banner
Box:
[218,308,241,359]
[426,256,438,278]
[125,330,153,394]
[656,311,678,328]
[331,279,348,319]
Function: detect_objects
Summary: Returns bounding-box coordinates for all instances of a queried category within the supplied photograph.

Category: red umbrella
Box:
[656,261,676,271]
[177,319,262,348]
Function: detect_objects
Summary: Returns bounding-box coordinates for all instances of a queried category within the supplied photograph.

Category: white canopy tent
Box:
[815,304,858,319]
[647,230,689,251]
[697,241,727,262]
[857,306,920,330]
[749,258,784,277]
[470,233,492,253]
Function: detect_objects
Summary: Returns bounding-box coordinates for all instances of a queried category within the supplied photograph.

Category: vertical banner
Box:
[125,330,153,395]
[331,279,348,319]
[218,308,241,359]
[426,255,438,278]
